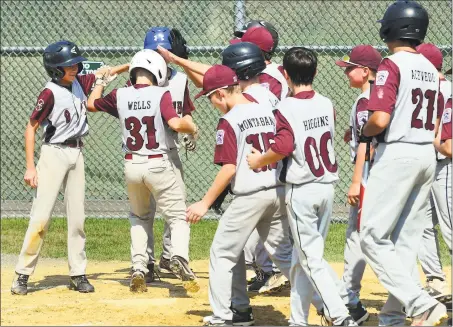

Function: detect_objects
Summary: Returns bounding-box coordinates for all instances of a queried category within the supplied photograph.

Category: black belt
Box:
[61,139,83,148]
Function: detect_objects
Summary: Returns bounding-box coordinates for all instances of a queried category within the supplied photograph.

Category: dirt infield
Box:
[1,256,451,326]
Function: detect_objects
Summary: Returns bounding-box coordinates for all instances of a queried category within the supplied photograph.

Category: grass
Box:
[1,218,451,266]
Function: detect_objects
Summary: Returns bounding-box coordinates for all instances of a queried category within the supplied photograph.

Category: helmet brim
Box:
[46,56,87,67]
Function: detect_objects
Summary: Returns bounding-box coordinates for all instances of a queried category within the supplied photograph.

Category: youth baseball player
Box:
[141,27,197,281]
[185,64,293,326]
[416,43,452,303]
[335,45,382,321]
[87,49,199,293]
[247,47,358,326]
[359,1,448,325]
[11,40,128,295]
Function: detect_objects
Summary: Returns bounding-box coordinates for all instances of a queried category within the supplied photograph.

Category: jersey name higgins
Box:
[238,116,275,132]
[411,70,436,82]
[128,100,152,110]
[303,115,329,131]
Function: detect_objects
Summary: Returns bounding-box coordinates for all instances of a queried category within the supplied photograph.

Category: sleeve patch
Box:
[356,111,369,126]
[216,130,225,145]
[376,70,389,86]
[442,107,451,124]
[34,98,45,111]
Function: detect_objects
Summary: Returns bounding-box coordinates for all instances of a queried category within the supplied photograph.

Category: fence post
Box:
[234,0,246,31]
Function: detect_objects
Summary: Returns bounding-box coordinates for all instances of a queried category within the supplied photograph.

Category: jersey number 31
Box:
[125,116,159,151]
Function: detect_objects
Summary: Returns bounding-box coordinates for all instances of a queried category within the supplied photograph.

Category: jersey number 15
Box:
[246,132,277,173]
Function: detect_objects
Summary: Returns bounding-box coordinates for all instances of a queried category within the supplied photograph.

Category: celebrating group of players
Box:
[10,0,452,326]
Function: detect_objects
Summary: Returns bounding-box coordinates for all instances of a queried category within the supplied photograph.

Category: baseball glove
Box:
[170,28,189,59]
[182,124,199,151]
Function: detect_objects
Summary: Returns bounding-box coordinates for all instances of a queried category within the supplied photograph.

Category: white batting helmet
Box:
[129,49,167,86]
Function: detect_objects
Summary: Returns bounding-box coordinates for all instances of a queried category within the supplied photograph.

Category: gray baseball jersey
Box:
[348,89,370,162]
[260,63,289,99]
[243,84,279,109]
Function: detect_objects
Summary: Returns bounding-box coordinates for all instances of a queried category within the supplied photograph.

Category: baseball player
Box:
[434,95,452,158]
[359,1,448,325]
[140,27,197,281]
[185,64,293,326]
[416,43,452,303]
[247,47,358,326]
[11,40,127,295]
[86,49,199,293]
[334,45,382,321]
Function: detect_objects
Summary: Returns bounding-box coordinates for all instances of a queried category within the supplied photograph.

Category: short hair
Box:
[263,51,272,61]
[283,47,317,86]
[224,84,242,94]
[130,67,158,86]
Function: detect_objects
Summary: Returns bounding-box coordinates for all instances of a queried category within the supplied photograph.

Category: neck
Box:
[388,41,417,54]
[439,72,445,80]
[135,76,153,85]
[57,79,72,87]
[240,78,260,91]
[226,93,250,111]
[265,60,271,65]
[291,84,313,94]
[361,80,371,93]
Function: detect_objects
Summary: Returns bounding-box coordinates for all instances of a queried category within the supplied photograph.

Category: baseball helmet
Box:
[222,42,266,80]
[144,27,172,50]
[234,20,279,54]
[378,1,429,44]
[43,40,87,81]
[129,49,167,86]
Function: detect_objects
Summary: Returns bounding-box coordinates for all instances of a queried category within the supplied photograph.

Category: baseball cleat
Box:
[157,257,177,276]
[348,301,369,325]
[247,269,271,292]
[245,264,257,283]
[336,317,358,326]
[258,272,289,294]
[424,278,452,303]
[130,270,147,293]
[203,307,254,326]
[146,263,161,283]
[203,315,233,326]
[169,255,200,293]
[411,302,448,326]
[11,273,29,295]
[69,275,95,293]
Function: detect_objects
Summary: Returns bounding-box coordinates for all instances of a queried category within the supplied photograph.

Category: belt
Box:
[60,139,83,148]
[124,153,163,160]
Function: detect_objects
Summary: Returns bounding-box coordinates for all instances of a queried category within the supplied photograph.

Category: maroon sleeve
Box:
[437,91,445,118]
[214,118,237,165]
[93,89,119,118]
[77,74,96,96]
[160,91,179,123]
[30,88,54,123]
[270,109,295,156]
[368,58,400,114]
[441,98,452,141]
[125,80,132,87]
[259,73,282,100]
[182,81,195,115]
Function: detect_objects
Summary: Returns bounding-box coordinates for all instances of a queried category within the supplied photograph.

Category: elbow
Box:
[169,119,183,133]
[224,164,236,178]
[86,101,97,112]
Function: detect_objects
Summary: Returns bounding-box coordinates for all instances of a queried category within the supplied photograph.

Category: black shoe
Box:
[69,275,95,293]
[158,257,174,275]
[130,269,147,293]
[145,263,159,283]
[170,255,200,293]
[11,273,29,295]
[348,301,369,325]
[335,316,358,326]
[231,307,255,326]
[247,269,271,292]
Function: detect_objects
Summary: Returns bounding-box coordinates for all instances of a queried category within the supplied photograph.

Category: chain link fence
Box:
[1,0,451,220]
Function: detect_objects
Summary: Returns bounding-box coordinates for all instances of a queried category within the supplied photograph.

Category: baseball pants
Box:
[360,143,439,326]
[208,186,293,321]
[243,229,274,273]
[15,144,87,276]
[286,182,351,326]
[342,205,367,300]
[126,153,189,274]
[145,149,184,263]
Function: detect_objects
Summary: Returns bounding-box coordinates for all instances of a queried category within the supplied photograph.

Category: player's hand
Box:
[343,128,352,143]
[358,124,372,143]
[157,46,177,64]
[347,182,360,207]
[246,147,263,171]
[186,201,209,224]
[24,167,38,188]
[94,65,111,79]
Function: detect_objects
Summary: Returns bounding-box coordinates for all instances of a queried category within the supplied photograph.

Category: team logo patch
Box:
[35,98,44,111]
[442,107,451,124]
[377,88,384,99]
[216,130,225,145]
[376,70,389,86]
[357,111,369,126]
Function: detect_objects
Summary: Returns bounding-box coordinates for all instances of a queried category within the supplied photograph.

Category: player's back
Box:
[278,91,338,185]
[116,85,176,155]
[377,51,439,144]
[260,63,289,99]
[222,102,280,195]
[243,84,279,109]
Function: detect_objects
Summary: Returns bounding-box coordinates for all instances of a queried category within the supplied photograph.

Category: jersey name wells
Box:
[128,100,152,110]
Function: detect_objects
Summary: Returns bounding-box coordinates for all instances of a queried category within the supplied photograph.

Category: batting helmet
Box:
[378,1,429,44]
[129,49,167,86]
[43,40,87,81]
[234,20,279,54]
[144,27,172,50]
[222,42,266,81]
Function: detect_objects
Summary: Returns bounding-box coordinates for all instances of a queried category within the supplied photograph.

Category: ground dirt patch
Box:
[1,257,451,326]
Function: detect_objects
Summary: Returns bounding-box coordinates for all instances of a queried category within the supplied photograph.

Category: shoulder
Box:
[314,92,333,105]
[34,88,55,108]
